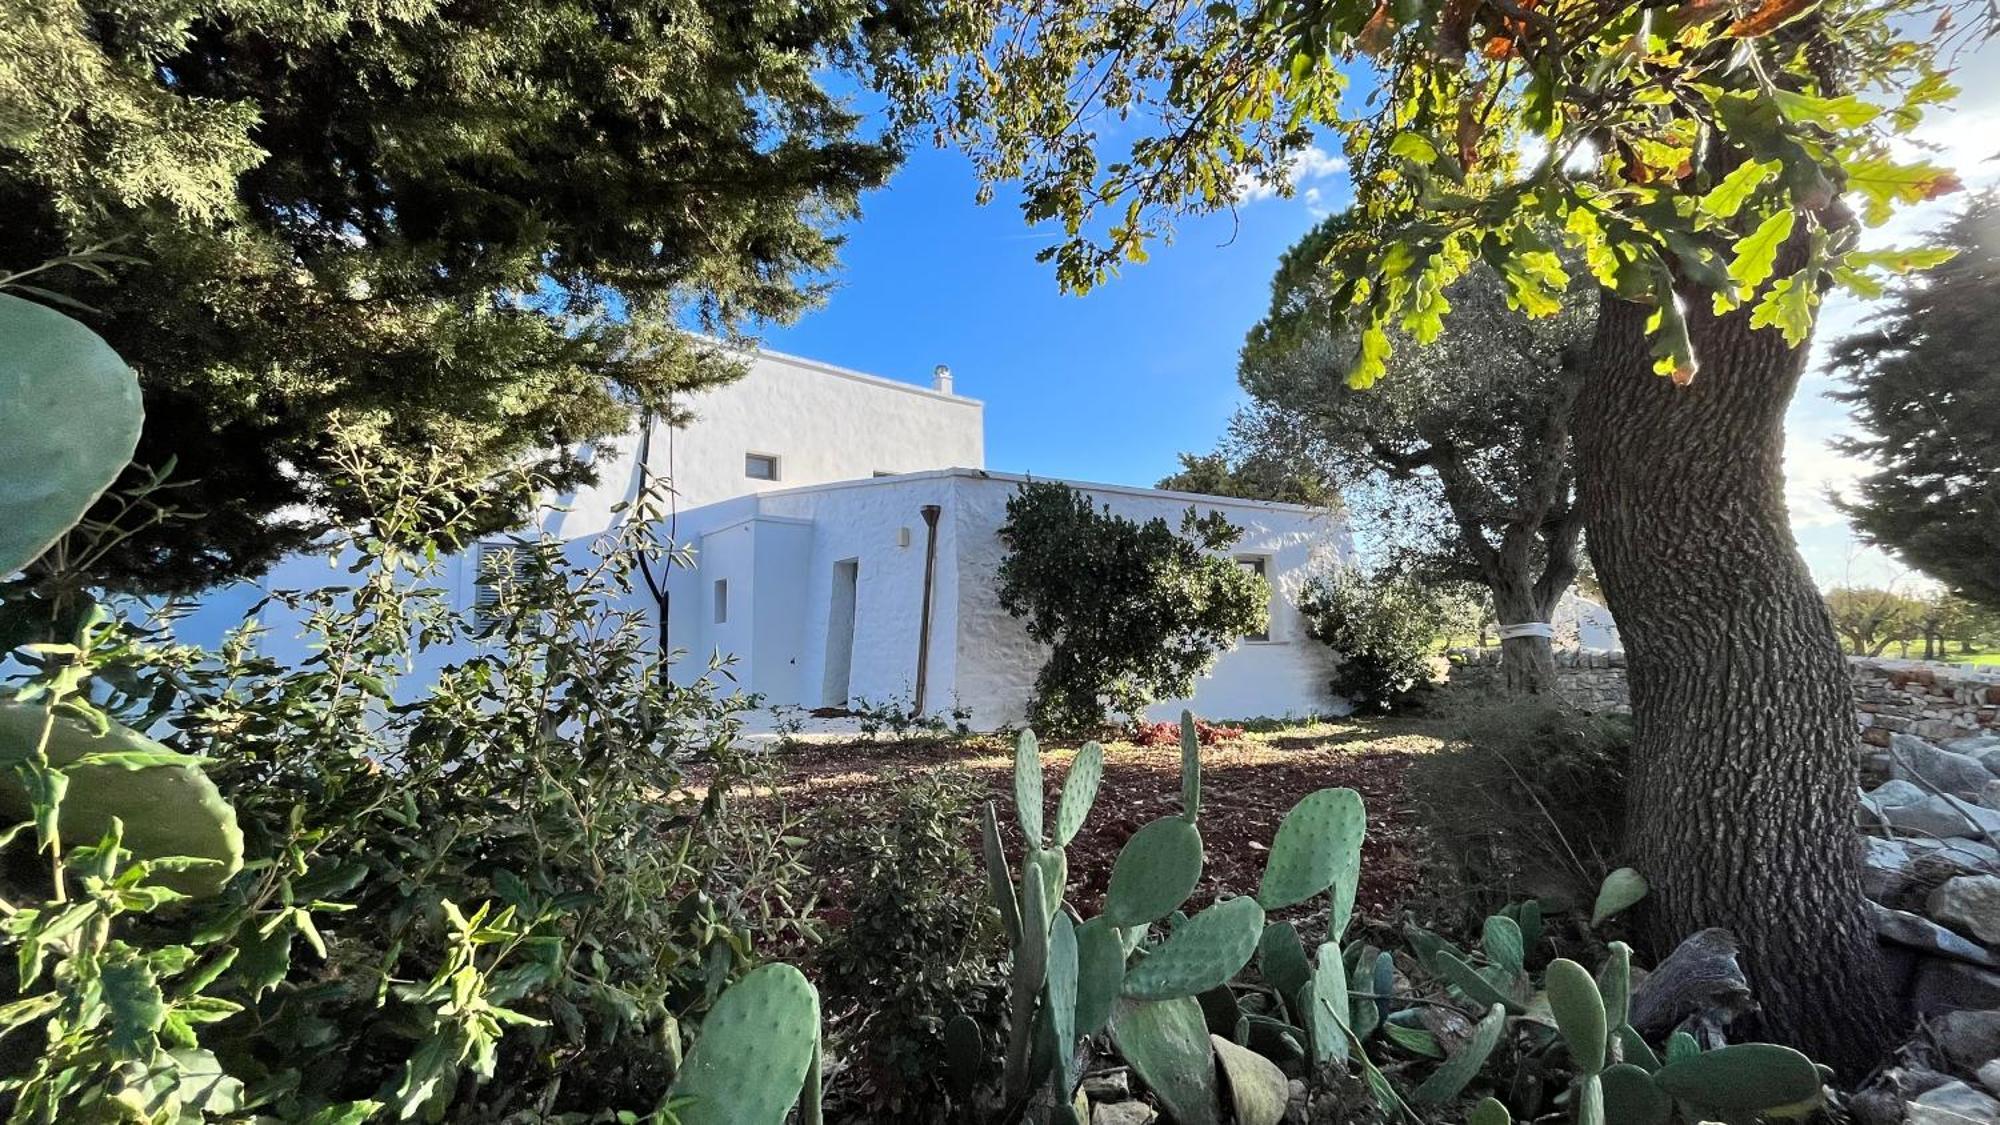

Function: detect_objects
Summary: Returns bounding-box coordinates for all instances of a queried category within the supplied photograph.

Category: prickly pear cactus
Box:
[1073,917,1125,1035]
[1600,1063,1670,1125]
[1102,815,1204,928]
[1545,958,1606,1077]
[0,704,242,895]
[1306,941,1349,1066]
[668,963,821,1125]
[1411,1002,1505,1104]
[1210,1033,1289,1125]
[1256,786,1366,913]
[0,293,144,576]
[1013,728,1046,841]
[1653,1042,1824,1114]
[1109,995,1220,1125]
[1120,895,1264,1001]
[1053,739,1102,845]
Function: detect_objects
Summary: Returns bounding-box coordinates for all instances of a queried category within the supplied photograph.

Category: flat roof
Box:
[740,466,1335,517]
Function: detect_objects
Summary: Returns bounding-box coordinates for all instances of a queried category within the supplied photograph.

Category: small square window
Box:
[745,453,779,481]
[713,579,729,625]
[1237,556,1271,642]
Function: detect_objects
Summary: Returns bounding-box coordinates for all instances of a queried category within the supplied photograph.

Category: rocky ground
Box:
[1856,731,2000,1123]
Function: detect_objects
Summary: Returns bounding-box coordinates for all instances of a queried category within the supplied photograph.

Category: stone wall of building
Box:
[1443,650,2000,741]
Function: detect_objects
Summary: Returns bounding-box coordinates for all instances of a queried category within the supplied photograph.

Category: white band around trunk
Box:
[1496,622,1556,639]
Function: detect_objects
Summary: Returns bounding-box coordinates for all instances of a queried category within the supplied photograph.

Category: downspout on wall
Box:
[914,503,942,714]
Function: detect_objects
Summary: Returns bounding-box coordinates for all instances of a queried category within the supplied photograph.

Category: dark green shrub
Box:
[997,481,1269,733]
[1409,700,1632,920]
[1297,564,1479,712]
[0,441,817,1122]
[809,770,1007,1120]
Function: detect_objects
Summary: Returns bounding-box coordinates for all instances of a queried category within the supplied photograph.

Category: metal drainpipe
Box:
[914,504,943,716]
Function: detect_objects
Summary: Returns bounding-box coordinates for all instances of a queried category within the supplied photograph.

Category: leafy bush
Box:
[1410,700,1632,920]
[997,481,1269,733]
[1297,563,1479,711]
[808,770,1007,1120]
[0,436,815,1121]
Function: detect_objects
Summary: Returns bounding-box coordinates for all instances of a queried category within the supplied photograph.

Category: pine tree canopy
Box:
[0,0,947,591]
[1829,193,2000,610]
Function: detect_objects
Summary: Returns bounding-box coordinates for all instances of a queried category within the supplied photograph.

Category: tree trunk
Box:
[1491,567,1562,696]
[1575,277,1896,1074]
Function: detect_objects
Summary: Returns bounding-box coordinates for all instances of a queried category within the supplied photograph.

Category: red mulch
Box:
[766,721,1440,938]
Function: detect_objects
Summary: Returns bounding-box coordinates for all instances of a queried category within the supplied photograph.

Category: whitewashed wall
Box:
[660,470,1352,727]
[946,473,1351,726]
[552,348,983,541]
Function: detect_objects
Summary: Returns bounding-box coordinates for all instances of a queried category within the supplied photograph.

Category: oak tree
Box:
[899,0,1983,1066]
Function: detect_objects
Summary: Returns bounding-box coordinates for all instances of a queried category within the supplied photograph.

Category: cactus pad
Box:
[1028,846,1067,921]
[1256,787,1366,913]
[1469,1097,1513,1125]
[1411,1003,1506,1104]
[1102,816,1203,928]
[1121,896,1264,1001]
[1013,728,1045,846]
[1072,917,1125,1035]
[1256,922,1311,1016]
[1598,941,1632,1035]
[669,964,820,1125]
[1045,914,1079,1091]
[1432,947,1523,1014]
[1591,867,1648,926]
[980,802,1021,944]
[1307,941,1349,1066]
[1211,1033,1290,1125]
[1653,1042,1824,1113]
[0,294,144,576]
[0,704,242,895]
[1482,914,1524,979]
[1545,957,1607,1076]
[1109,996,1220,1125]
[1054,740,1102,846]
[1179,710,1201,822]
[1600,1063,1670,1125]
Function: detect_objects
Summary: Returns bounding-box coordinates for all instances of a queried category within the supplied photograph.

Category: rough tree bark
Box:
[1574,262,1897,1073]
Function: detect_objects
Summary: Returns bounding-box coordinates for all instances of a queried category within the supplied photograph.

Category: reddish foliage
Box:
[1129,718,1245,747]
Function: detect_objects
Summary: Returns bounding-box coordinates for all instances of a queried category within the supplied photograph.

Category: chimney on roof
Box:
[932,364,954,394]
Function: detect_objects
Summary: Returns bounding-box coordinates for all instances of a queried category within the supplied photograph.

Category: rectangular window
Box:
[745,453,779,481]
[713,579,729,625]
[472,542,533,627]
[1237,556,1271,642]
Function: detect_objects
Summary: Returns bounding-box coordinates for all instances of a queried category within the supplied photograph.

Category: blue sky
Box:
[759,142,1346,490]
[754,52,2000,594]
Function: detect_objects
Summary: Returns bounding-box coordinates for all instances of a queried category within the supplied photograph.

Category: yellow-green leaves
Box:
[1845,157,1963,226]
[1724,208,1795,310]
[1388,133,1438,164]
[1771,90,1880,130]
[1700,160,1778,221]
[1749,274,1815,347]
[1345,320,1391,389]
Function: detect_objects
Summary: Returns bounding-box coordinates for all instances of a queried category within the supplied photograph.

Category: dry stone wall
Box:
[1443,650,2000,742]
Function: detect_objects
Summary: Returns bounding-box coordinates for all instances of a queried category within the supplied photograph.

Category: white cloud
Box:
[1233,145,1348,205]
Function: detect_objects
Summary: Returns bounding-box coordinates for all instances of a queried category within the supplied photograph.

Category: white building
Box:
[184,349,1354,728]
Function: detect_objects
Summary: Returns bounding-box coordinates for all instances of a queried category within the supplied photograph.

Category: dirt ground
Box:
[764,716,1451,935]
